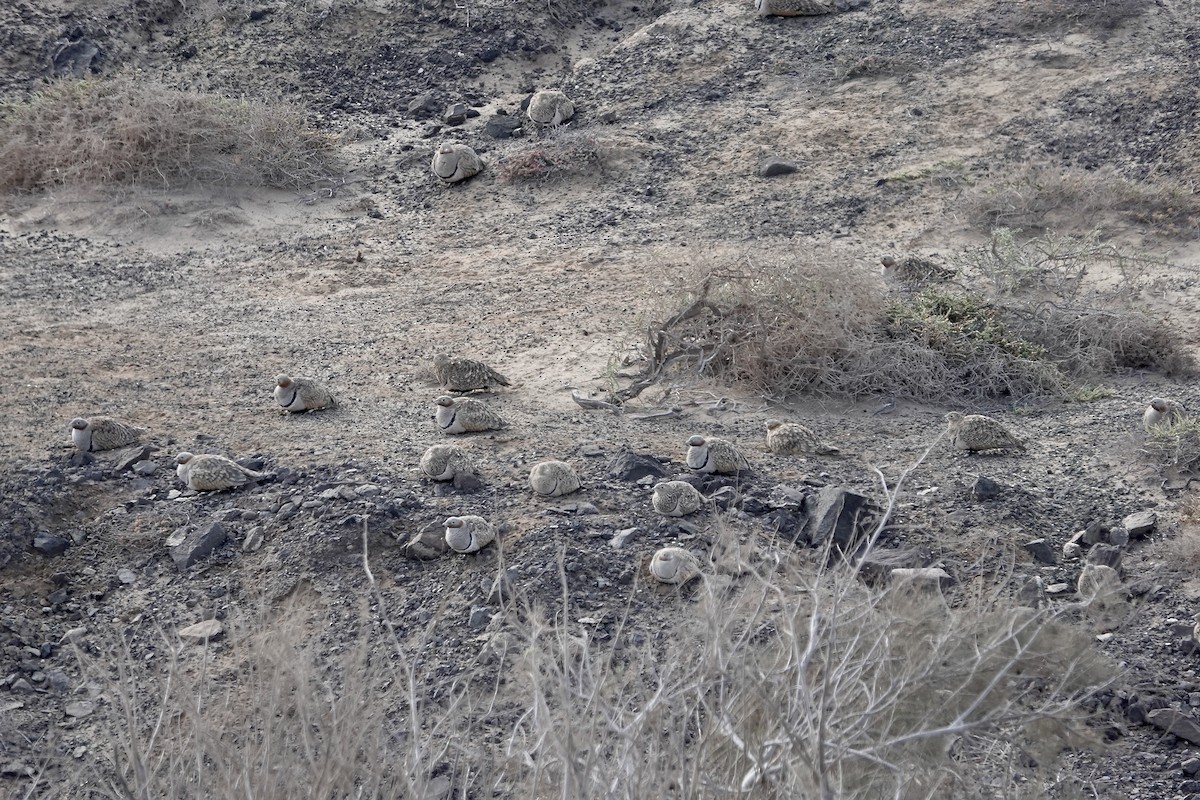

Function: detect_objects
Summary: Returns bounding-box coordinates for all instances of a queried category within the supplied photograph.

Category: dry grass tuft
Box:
[0,75,342,192]
[493,131,612,183]
[958,162,1199,238]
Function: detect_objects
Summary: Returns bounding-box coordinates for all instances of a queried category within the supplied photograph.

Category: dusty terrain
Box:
[2,0,1200,796]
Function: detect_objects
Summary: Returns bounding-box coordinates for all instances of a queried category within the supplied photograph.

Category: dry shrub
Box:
[1143,417,1200,474]
[502,548,1113,798]
[958,162,1199,238]
[493,131,611,183]
[0,75,342,191]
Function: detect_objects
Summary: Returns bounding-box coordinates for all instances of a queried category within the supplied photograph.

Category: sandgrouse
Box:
[274,374,337,413]
[649,547,702,585]
[69,417,142,452]
[765,419,840,456]
[943,412,1026,453]
[686,435,750,474]
[432,354,511,392]
[1143,397,1185,431]
[444,515,496,554]
[431,142,483,184]
[175,452,267,492]
[434,395,505,434]
[529,460,581,497]
[652,480,704,517]
[419,444,474,481]
[527,90,575,126]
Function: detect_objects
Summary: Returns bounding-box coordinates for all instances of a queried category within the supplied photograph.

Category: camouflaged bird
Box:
[765,419,840,456]
[444,515,496,554]
[755,0,838,17]
[175,452,267,492]
[651,480,704,517]
[526,89,575,126]
[686,435,750,474]
[649,546,702,585]
[880,255,956,287]
[431,142,483,184]
[529,460,581,497]
[70,417,143,452]
[432,354,511,392]
[274,374,337,413]
[419,444,474,481]
[944,412,1026,453]
[434,395,505,434]
[1143,397,1186,431]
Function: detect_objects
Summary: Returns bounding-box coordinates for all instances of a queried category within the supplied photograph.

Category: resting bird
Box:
[431,142,484,184]
[444,515,496,554]
[1143,397,1185,431]
[434,395,505,434]
[765,419,840,455]
[755,0,838,17]
[175,452,267,492]
[685,435,750,474]
[274,374,337,413]
[432,354,511,392]
[527,89,575,126]
[419,444,474,481]
[943,412,1026,453]
[649,547,702,585]
[69,417,143,452]
[529,461,581,497]
[651,481,704,517]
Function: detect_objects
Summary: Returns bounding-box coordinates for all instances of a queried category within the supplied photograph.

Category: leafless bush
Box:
[493,131,612,183]
[958,162,1199,238]
[0,76,342,191]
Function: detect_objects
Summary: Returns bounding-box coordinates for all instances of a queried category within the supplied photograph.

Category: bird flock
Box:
[66,352,1189,587]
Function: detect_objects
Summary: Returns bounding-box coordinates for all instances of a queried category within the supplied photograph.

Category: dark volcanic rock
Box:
[170,523,229,571]
[609,451,669,482]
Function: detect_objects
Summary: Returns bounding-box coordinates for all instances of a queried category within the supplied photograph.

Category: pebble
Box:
[64,700,95,718]
[178,619,224,643]
[117,568,137,584]
[758,157,799,177]
[132,460,157,476]
[610,528,639,548]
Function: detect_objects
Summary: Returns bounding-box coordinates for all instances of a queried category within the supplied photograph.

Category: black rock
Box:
[444,102,470,126]
[971,476,1004,500]
[170,523,229,571]
[46,588,68,605]
[608,451,670,482]
[51,38,103,78]
[407,93,440,119]
[1086,543,1124,570]
[453,473,486,493]
[33,533,70,556]
[801,486,879,556]
[478,47,501,63]
[484,114,522,139]
[758,158,799,178]
[1023,538,1057,565]
[741,495,771,515]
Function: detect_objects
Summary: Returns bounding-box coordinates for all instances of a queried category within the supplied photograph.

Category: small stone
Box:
[609,528,639,548]
[1045,582,1072,595]
[1122,510,1157,539]
[971,476,1004,500]
[1024,538,1057,565]
[1148,708,1200,745]
[1016,576,1046,608]
[132,460,157,477]
[1183,757,1200,776]
[178,619,224,643]
[1086,544,1124,570]
[580,444,605,457]
[33,534,70,556]
[117,568,137,585]
[1106,527,1131,547]
[478,47,501,63]
[1062,542,1083,560]
[170,523,229,571]
[468,606,492,630]
[889,567,952,591]
[64,700,95,718]
[115,445,154,472]
[609,451,670,482]
[452,472,486,493]
[758,158,799,178]
[404,525,448,560]
[1081,521,1107,546]
[443,102,470,126]
[408,93,439,118]
[242,527,265,552]
[45,670,69,693]
[484,115,522,139]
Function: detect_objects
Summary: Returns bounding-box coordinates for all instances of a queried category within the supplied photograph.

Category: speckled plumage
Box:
[651,481,704,517]
[69,416,143,452]
[755,0,837,17]
[527,90,575,126]
[765,419,839,455]
[529,460,581,497]
[881,255,956,287]
[431,142,483,184]
[434,395,505,434]
[1143,397,1185,431]
[649,547,702,585]
[175,452,266,492]
[274,374,337,413]
[944,412,1026,453]
[686,435,749,474]
[444,515,496,554]
[419,444,474,481]
[433,354,510,392]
